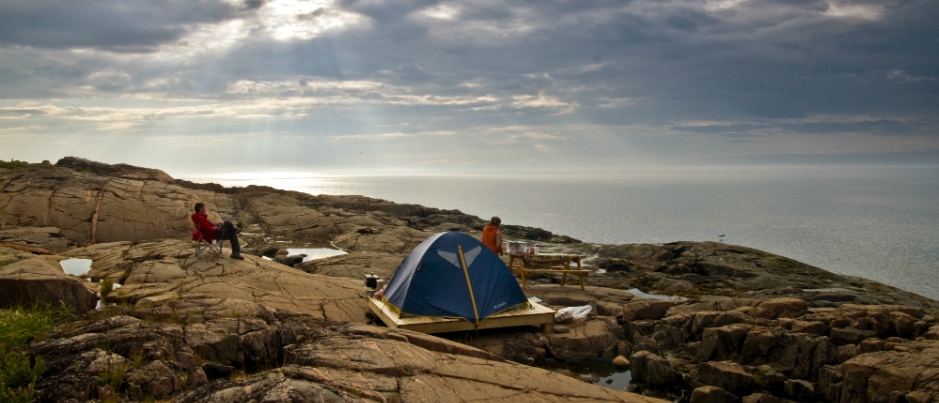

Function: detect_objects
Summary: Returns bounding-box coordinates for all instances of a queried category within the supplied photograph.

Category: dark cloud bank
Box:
[1,0,937,168]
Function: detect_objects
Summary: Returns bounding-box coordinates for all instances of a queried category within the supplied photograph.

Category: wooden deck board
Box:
[368,298,555,334]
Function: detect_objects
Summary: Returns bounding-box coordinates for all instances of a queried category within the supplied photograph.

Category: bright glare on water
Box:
[286,248,347,262]
[60,258,93,276]
[186,164,939,300]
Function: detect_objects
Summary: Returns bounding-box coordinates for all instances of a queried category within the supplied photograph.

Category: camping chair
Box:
[192,222,224,259]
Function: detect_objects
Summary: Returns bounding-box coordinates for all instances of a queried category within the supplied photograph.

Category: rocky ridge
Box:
[1,159,937,403]
[0,161,652,403]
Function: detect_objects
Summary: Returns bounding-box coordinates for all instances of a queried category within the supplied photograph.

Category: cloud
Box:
[887,70,938,83]
[415,158,451,165]
[672,117,931,137]
[326,130,455,142]
[0,0,240,51]
[823,2,883,20]
[1,0,937,172]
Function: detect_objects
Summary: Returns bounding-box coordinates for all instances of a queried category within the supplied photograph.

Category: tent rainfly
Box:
[382,231,529,324]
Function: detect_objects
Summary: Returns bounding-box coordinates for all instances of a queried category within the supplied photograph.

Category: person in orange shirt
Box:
[481,216,503,256]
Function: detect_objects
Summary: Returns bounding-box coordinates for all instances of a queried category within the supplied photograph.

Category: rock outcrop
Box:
[55,156,175,182]
[3,160,938,403]
[0,228,97,313]
[0,227,73,252]
[536,241,937,308]
[0,254,97,314]
[614,293,939,402]
[31,298,665,403]
[0,162,563,249]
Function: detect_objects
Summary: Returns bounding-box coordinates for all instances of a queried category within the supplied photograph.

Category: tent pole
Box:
[458,245,480,325]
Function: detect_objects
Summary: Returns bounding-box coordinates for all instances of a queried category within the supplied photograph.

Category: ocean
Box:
[184,164,939,301]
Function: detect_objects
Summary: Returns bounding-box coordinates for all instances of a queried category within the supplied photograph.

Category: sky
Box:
[1,0,938,177]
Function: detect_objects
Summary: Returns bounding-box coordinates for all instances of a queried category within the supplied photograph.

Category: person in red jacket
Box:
[481,216,503,256]
[192,202,244,260]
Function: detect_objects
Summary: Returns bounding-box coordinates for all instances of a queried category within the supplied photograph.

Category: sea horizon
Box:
[179,163,939,301]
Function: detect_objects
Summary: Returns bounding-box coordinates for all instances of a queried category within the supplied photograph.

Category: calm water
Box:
[60,258,93,276]
[185,165,939,300]
[286,248,347,262]
[539,361,633,391]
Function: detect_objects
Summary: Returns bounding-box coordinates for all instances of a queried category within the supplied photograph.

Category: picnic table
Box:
[507,253,593,290]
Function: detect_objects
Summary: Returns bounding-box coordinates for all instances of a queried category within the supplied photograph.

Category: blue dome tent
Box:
[382,231,528,324]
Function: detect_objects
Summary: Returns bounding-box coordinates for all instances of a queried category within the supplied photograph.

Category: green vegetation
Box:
[0,304,73,402]
[0,305,72,354]
[0,160,54,170]
[0,160,32,170]
[178,373,189,390]
[118,270,131,284]
[98,362,127,389]
[751,372,766,389]
[130,350,146,369]
[230,370,247,381]
[100,278,115,298]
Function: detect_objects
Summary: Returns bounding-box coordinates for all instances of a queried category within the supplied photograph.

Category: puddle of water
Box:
[94,281,122,310]
[627,288,681,300]
[60,258,93,276]
[540,361,632,391]
[286,248,347,262]
[598,369,633,390]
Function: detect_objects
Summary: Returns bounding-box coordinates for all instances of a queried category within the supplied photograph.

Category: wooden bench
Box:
[507,253,593,290]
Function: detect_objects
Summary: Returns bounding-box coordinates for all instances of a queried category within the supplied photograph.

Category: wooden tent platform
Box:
[368,298,556,334]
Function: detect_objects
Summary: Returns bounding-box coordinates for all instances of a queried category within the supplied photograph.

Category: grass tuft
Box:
[0,304,72,349]
[98,363,126,390]
[230,370,247,381]
[130,350,145,369]
[0,304,73,402]
[100,278,115,298]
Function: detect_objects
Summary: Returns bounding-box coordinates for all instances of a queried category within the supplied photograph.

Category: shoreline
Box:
[178,168,939,301]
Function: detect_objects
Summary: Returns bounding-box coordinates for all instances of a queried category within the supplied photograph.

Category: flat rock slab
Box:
[333,227,431,253]
[177,324,666,403]
[0,227,72,252]
[63,239,370,323]
[527,284,639,307]
[295,251,405,281]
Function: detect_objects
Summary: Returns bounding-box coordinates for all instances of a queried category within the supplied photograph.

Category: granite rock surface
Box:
[2,161,938,403]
